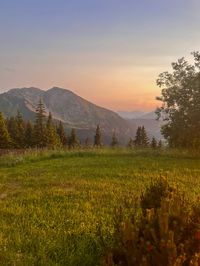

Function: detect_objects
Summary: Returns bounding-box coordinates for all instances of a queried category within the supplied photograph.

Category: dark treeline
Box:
[0,100,65,149]
[0,100,82,149]
[127,126,162,149]
[0,99,160,150]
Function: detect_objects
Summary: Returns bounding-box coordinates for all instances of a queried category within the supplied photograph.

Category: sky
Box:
[0,0,200,111]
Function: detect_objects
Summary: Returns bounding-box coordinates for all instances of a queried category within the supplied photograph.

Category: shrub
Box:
[102,177,200,266]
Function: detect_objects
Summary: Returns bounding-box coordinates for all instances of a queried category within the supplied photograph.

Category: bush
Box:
[102,177,200,266]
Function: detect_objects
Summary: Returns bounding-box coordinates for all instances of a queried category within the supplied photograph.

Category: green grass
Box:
[0,149,200,265]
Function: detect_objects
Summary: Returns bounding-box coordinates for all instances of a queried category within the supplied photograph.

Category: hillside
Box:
[0,87,136,143]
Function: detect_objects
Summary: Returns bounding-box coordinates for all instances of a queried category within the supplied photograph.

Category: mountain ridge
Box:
[0,87,137,144]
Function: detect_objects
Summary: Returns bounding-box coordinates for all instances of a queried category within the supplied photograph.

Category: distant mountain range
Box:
[0,87,137,144]
[117,110,156,120]
[117,110,163,139]
[117,111,147,119]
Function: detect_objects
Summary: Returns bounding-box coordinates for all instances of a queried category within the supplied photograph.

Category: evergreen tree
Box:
[151,136,157,149]
[46,112,61,148]
[84,137,90,147]
[94,125,102,147]
[68,128,79,148]
[7,116,18,148]
[134,126,142,147]
[111,131,119,147]
[0,112,11,148]
[158,140,163,149]
[127,138,134,149]
[15,110,25,148]
[134,126,149,148]
[24,121,34,148]
[57,121,67,146]
[141,126,149,147]
[34,99,46,147]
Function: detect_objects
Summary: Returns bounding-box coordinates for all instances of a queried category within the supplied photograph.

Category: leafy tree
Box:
[111,131,119,147]
[94,125,102,147]
[57,121,67,146]
[156,52,200,149]
[151,136,157,149]
[0,112,11,148]
[46,112,61,148]
[34,99,46,147]
[68,128,79,148]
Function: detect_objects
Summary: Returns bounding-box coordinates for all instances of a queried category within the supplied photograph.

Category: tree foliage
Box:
[57,121,67,146]
[24,121,34,148]
[156,52,200,149]
[151,137,157,149]
[46,112,61,148]
[0,100,69,149]
[134,126,149,148]
[103,178,200,266]
[34,99,47,147]
[15,111,25,148]
[0,112,11,148]
[94,125,102,147]
[111,131,119,147]
[68,128,79,148]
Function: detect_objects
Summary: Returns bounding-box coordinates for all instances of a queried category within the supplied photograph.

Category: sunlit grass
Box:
[0,148,200,265]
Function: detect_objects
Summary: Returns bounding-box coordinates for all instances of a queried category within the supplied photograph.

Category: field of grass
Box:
[0,149,200,265]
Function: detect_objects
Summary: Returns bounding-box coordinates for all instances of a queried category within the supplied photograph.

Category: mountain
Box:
[118,110,157,120]
[130,118,163,139]
[140,111,157,119]
[118,110,163,139]
[117,111,146,119]
[0,87,137,144]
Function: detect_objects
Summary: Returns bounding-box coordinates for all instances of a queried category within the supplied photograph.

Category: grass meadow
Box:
[0,149,200,265]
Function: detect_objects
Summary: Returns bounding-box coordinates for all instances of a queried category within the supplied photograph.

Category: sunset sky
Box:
[0,0,200,111]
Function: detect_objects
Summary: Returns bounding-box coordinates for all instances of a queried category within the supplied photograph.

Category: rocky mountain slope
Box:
[0,87,137,144]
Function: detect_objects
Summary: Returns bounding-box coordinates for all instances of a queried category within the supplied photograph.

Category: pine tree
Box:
[111,131,119,147]
[24,121,34,148]
[151,136,157,149]
[134,126,142,147]
[34,99,46,147]
[68,128,79,148]
[57,121,67,146]
[141,126,149,147]
[0,112,11,148]
[94,125,102,147]
[134,126,149,148]
[7,116,18,148]
[15,110,25,148]
[158,140,163,149]
[46,112,61,148]
[127,138,134,149]
[84,137,90,147]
